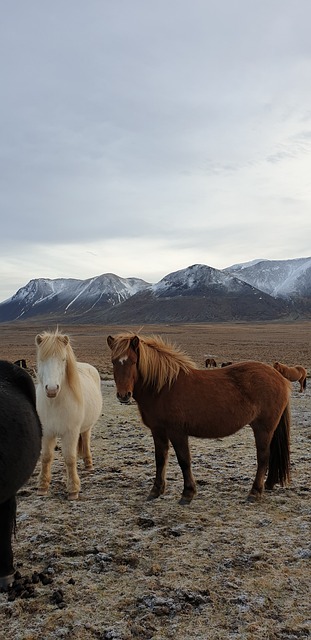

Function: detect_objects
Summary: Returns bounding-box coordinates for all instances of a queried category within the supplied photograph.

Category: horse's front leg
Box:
[148,431,169,500]
[38,435,57,496]
[170,433,196,505]
[0,497,16,589]
[62,433,80,500]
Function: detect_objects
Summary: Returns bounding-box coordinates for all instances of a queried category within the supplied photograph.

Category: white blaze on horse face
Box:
[118,356,128,365]
[38,356,65,398]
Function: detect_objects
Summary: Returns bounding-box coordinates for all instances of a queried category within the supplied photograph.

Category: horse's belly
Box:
[81,385,103,430]
[190,422,246,439]
[156,407,249,440]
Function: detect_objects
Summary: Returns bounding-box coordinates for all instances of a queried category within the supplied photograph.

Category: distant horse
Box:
[273,361,307,393]
[0,361,41,589]
[14,359,27,369]
[221,361,233,367]
[35,330,103,500]
[108,333,291,505]
[205,358,217,368]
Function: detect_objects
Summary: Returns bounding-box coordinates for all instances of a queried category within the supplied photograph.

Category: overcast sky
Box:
[1,1,311,302]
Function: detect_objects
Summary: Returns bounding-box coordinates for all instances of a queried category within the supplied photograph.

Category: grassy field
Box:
[0,321,310,640]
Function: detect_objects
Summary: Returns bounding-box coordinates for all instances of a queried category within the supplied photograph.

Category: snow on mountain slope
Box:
[224,257,311,298]
[152,264,251,296]
[0,258,310,323]
[0,274,150,321]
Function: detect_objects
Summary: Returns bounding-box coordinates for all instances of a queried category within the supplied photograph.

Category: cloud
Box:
[0,1,311,300]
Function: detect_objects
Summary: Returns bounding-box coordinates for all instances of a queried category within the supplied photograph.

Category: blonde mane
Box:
[110,333,197,393]
[36,330,82,400]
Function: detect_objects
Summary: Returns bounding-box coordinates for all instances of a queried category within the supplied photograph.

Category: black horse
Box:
[0,361,42,589]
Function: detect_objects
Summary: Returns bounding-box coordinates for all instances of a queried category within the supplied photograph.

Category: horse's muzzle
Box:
[117,391,132,404]
[45,385,59,398]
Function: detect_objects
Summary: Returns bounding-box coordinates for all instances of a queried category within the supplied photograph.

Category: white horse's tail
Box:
[77,435,83,458]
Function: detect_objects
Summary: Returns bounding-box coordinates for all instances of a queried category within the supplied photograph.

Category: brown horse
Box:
[107,333,291,504]
[205,357,217,368]
[273,362,307,393]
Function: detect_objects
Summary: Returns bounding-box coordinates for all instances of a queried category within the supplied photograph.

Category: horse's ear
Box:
[130,336,139,352]
[107,336,114,349]
[35,334,43,346]
[61,335,70,346]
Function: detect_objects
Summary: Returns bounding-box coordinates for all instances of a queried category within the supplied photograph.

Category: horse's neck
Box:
[65,361,82,399]
[133,376,149,401]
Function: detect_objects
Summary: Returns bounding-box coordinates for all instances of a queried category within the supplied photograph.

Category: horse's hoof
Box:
[179,495,193,505]
[68,492,79,500]
[264,484,274,492]
[147,492,160,501]
[37,489,48,496]
[84,465,94,473]
[147,484,165,500]
[247,493,261,502]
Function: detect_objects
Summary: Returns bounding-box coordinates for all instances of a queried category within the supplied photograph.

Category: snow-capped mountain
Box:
[224,257,311,298]
[0,274,150,322]
[0,258,309,324]
[92,264,291,324]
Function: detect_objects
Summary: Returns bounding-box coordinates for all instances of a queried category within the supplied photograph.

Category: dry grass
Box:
[0,322,310,639]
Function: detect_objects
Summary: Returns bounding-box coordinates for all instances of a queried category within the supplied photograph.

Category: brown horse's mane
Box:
[36,329,81,400]
[110,333,197,393]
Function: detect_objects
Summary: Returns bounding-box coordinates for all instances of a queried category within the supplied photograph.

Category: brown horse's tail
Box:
[266,403,291,489]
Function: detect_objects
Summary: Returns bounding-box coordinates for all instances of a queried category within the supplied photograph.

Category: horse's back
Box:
[77,362,101,387]
[296,365,307,377]
[284,365,300,381]
[0,361,42,503]
[197,361,291,417]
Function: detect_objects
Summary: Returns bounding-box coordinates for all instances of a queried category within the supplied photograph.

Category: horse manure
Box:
[31,571,40,583]
[5,573,38,601]
[137,516,155,529]
[50,588,66,607]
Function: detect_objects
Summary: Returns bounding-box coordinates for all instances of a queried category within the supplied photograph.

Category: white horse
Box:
[35,329,103,500]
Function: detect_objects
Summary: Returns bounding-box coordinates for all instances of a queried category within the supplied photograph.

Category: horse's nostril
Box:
[117,391,131,399]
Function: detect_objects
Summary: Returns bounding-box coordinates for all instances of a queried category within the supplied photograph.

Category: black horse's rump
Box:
[0,360,42,587]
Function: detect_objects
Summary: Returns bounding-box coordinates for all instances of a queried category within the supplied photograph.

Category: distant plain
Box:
[1,321,310,376]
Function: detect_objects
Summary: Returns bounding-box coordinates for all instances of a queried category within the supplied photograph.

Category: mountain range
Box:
[0,257,310,324]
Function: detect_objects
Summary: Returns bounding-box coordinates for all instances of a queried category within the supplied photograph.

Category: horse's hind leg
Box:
[148,431,169,500]
[249,425,271,501]
[299,376,306,392]
[80,429,93,471]
[0,497,16,589]
[170,434,196,505]
[62,433,80,500]
[38,435,57,496]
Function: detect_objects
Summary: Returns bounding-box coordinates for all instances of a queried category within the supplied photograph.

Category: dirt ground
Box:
[0,322,310,640]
